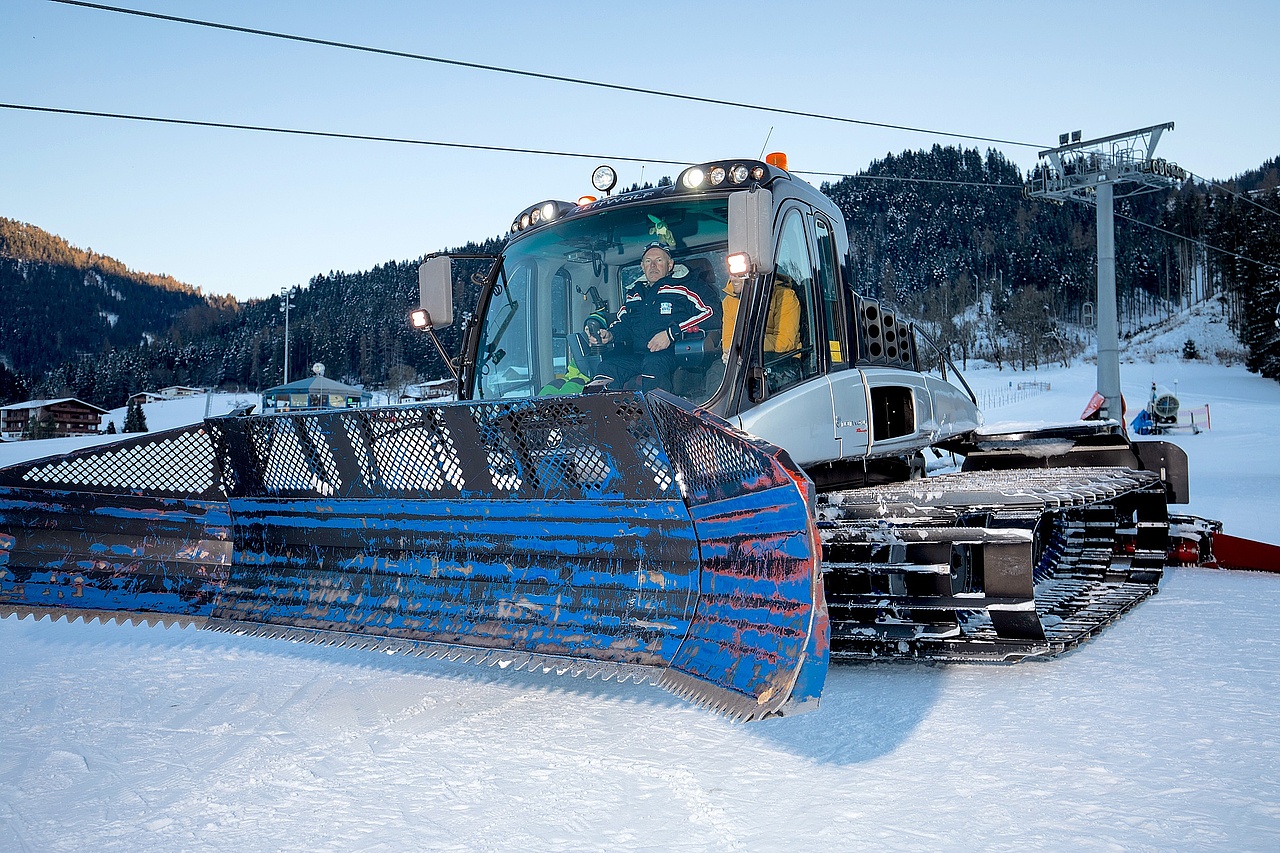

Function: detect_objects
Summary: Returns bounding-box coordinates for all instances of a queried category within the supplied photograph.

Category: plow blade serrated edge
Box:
[0,393,829,719]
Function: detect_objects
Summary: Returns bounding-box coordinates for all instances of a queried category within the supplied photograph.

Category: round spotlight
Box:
[709,166,726,185]
[729,164,749,184]
[520,213,531,229]
[591,164,618,193]
[681,167,706,189]
[540,202,556,222]
[530,208,541,224]
[750,166,765,181]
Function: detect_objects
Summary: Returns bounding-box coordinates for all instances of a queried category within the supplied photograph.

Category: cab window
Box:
[814,215,847,368]
[550,267,571,376]
[476,263,534,399]
[761,209,819,394]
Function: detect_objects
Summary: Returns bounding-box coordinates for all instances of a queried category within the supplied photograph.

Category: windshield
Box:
[474,196,730,405]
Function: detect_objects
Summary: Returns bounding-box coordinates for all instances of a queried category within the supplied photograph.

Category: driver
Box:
[587,242,713,392]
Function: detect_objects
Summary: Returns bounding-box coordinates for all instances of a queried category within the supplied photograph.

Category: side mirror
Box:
[728,187,774,275]
[416,256,455,329]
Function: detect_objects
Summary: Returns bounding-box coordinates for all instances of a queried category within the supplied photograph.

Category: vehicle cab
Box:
[416,156,980,486]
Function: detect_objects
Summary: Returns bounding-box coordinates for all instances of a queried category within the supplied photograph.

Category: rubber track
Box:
[816,467,1167,662]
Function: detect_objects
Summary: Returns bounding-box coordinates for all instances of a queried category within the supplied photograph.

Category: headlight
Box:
[729,164,749,184]
[681,167,706,189]
[709,166,726,185]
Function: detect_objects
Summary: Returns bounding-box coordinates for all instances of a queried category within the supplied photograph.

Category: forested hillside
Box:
[824,147,1279,372]
[0,218,215,379]
[32,240,501,407]
[8,147,1280,409]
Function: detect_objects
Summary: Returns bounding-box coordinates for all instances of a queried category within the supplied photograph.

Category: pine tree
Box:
[0,364,26,405]
[123,399,148,433]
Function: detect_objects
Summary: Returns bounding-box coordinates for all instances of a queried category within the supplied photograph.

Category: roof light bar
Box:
[509,199,576,234]
[675,159,783,194]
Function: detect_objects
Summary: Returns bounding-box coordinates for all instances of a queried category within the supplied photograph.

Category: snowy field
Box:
[3,346,1279,851]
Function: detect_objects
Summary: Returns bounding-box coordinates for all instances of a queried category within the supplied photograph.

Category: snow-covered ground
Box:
[3,343,1279,851]
[101,391,261,435]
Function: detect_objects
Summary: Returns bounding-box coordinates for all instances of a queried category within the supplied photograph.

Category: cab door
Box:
[735,206,840,466]
[813,214,870,459]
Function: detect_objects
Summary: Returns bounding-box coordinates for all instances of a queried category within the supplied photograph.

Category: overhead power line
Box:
[0,102,691,167]
[5,102,1274,274]
[49,0,1046,151]
[0,102,1026,192]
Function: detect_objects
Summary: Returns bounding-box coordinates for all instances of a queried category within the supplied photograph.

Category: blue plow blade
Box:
[0,391,828,720]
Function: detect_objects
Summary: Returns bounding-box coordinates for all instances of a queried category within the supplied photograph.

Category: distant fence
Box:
[976,381,1051,410]
[1171,404,1211,434]
[1183,405,1211,431]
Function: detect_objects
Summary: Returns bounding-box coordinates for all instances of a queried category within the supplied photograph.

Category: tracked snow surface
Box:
[3,338,1278,850]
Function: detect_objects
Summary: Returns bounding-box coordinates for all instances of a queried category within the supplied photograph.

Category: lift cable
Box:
[1109,207,1280,275]
[48,0,1047,151]
[801,167,1279,272]
[0,102,1031,189]
[0,102,691,167]
[43,5,1277,263]
[1184,169,1280,221]
[5,101,1276,275]
[795,170,1023,189]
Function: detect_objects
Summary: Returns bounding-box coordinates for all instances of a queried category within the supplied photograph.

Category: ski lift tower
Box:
[1025,123,1185,422]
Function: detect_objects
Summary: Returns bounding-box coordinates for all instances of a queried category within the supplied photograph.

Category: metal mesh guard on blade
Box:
[211,395,679,501]
[0,425,223,500]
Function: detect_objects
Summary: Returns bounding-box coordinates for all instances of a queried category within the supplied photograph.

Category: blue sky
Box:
[3,0,1277,301]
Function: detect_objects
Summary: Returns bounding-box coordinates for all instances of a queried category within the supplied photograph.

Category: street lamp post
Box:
[280,287,296,384]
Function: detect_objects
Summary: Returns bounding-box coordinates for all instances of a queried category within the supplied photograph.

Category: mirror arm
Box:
[423,323,459,381]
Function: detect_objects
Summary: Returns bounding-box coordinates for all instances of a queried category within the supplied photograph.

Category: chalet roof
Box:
[1,397,110,414]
